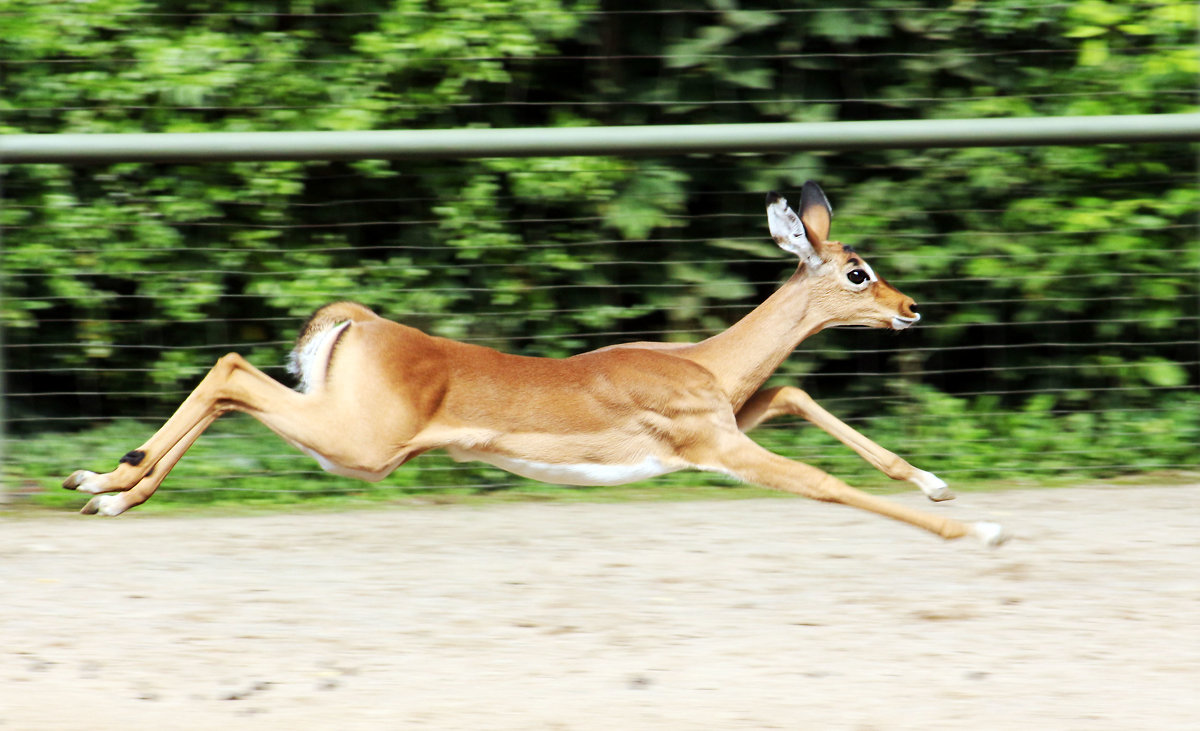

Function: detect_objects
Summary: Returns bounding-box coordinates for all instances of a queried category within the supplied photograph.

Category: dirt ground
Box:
[2,484,1199,730]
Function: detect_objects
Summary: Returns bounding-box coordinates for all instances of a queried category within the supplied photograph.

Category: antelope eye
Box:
[847,269,870,285]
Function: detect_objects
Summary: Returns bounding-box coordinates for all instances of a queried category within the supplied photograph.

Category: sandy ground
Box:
[2,485,1199,730]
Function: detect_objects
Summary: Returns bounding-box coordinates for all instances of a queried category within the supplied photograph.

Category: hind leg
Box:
[78,414,215,515]
[62,353,264,498]
[63,352,400,514]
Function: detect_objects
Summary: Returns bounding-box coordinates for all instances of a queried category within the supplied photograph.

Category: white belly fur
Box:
[444,447,679,487]
[297,445,390,482]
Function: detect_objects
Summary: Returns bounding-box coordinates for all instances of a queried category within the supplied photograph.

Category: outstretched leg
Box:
[696,432,1006,546]
[736,385,954,501]
[78,414,216,516]
[63,352,401,514]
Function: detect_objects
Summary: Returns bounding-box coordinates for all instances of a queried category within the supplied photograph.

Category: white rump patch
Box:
[288,320,351,393]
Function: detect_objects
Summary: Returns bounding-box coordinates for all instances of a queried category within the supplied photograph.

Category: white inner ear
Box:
[767,197,825,272]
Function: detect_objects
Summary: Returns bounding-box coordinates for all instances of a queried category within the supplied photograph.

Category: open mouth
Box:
[892,314,921,330]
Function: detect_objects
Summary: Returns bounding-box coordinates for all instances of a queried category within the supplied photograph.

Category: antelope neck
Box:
[687,266,830,409]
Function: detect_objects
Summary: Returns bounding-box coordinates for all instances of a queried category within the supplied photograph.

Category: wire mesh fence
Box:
[4,150,1198,504]
[2,2,1198,506]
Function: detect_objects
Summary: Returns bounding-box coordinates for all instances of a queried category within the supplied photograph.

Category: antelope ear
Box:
[766,191,824,271]
[798,180,833,244]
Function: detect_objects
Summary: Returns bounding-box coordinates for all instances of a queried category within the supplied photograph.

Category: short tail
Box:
[287,302,377,391]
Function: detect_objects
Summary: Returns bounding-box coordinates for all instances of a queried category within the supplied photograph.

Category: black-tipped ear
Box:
[799,181,832,215]
[765,190,825,270]
[798,181,833,243]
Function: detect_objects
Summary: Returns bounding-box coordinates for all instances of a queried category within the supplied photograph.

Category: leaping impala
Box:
[64,182,1007,546]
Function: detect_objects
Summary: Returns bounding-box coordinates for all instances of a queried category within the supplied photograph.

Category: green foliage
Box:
[2,1,1198,499]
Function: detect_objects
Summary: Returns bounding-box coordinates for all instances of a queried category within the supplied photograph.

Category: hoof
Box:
[63,470,106,494]
[912,470,955,502]
[925,485,956,502]
[970,521,1010,548]
[81,494,128,517]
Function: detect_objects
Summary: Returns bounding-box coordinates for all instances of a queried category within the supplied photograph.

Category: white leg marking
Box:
[81,493,130,517]
[911,469,955,501]
[95,494,127,516]
[65,470,107,494]
[970,521,1010,548]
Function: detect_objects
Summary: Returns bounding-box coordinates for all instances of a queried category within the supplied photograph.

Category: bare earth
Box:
[2,485,1198,730]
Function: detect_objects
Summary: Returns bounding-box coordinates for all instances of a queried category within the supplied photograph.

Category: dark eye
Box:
[847,269,870,285]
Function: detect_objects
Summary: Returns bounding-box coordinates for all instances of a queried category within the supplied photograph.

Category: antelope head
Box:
[766,182,921,331]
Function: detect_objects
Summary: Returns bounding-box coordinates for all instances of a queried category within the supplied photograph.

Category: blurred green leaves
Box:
[1,0,1196,450]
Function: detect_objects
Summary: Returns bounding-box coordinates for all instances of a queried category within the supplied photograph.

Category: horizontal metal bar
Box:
[3,113,1199,164]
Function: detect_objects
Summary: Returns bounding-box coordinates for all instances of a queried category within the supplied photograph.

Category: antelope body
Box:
[64,183,1006,546]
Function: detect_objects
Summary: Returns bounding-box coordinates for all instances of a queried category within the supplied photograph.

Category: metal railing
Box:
[3,113,1200,164]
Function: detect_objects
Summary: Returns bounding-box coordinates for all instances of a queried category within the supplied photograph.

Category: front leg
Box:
[735,386,954,502]
[696,433,1005,547]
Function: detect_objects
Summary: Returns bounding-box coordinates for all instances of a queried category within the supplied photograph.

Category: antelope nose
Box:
[900,301,921,326]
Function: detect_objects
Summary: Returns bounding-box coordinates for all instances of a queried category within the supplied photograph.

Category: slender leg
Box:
[698,432,1006,546]
[63,353,263,496]
[64,352,399,514]
[80,414,216,516]
[736,386,954,501]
